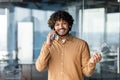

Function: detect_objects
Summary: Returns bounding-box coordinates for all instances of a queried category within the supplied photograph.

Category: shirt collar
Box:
[55,34,73,42]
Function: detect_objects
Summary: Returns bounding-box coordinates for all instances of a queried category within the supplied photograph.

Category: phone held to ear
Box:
[50,33,57,40]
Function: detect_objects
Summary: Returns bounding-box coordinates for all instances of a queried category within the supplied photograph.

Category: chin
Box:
[58,33,69,36]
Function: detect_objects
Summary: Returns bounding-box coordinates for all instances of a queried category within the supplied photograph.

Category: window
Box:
[79,8,105,50]
[0,8,8,60]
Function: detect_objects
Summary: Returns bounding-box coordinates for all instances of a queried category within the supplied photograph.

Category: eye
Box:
[63,22,67,24]
[62,20,68,24]
[55,23,59,26]
[63,22,68,26]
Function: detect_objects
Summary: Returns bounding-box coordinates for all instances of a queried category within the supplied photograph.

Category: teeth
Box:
[59,29,64,32]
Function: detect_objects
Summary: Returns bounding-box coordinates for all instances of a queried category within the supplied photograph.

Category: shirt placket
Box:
[60,43,65,80]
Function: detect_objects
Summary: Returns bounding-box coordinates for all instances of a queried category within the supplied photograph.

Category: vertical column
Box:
[8,5,16,61]
[118,1,120,74]
[67,6,80,37]
[117,47,120,73]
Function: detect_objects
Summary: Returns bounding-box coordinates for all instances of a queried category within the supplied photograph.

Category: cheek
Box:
[64,24,69,28]
[54,27,58,32]
[54,27,57,30]
[65,25,70,30]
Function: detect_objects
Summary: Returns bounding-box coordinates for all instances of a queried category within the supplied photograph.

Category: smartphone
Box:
[50,33,57,40]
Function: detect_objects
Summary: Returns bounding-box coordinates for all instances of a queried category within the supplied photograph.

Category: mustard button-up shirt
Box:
[35,34,96,80]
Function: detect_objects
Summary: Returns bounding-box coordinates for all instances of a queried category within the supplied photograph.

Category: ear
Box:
[69,26,72,31]
[50,26,54,30]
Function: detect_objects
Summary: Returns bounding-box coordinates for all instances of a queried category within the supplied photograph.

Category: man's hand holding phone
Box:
[46,30,56,46]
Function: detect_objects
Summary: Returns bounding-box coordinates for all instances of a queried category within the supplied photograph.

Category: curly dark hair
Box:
[48,10,74,30]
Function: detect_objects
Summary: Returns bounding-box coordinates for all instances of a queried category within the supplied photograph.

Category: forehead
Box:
[55,19,67,23]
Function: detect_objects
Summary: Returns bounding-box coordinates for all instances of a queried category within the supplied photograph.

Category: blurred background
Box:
[0,0,119,80]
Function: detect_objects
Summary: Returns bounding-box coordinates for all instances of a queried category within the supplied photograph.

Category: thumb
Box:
[89,57,95,63]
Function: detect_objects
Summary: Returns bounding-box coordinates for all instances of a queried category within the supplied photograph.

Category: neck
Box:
[59,34,69,40]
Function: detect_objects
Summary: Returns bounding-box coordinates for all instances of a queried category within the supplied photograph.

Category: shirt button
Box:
[61,72,63,75]
[61,62,63,65]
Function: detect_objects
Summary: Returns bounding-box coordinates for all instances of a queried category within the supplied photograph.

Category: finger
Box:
[94,53,101,61]
[93,54,101,63]
[47,30,56,38]
[90,57,95,63]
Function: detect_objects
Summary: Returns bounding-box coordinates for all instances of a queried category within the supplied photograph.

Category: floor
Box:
[0,63,120,80]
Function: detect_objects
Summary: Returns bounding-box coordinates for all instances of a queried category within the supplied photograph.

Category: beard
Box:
[55,28,70,37]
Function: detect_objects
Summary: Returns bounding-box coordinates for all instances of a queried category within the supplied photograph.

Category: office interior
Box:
[0,0,120,80]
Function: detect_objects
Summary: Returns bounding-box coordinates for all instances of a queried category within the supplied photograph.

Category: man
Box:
[35,10,101,80]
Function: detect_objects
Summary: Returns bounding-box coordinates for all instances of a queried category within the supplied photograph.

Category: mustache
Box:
[58,28,66,30]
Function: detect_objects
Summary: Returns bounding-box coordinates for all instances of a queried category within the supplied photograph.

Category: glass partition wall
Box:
[78,0,120,80]
[0,1,119,80]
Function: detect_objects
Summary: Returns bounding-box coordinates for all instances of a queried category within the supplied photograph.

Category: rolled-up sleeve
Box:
[35,42,51,72]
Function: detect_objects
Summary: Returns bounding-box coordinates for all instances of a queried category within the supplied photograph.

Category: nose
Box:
[59,23,63,28]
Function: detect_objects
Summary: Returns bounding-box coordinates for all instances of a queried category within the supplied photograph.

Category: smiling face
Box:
[48,10,74,33]
[54,19,70,37]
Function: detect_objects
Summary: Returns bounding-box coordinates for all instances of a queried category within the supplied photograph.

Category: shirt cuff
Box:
[88,61,96,68]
